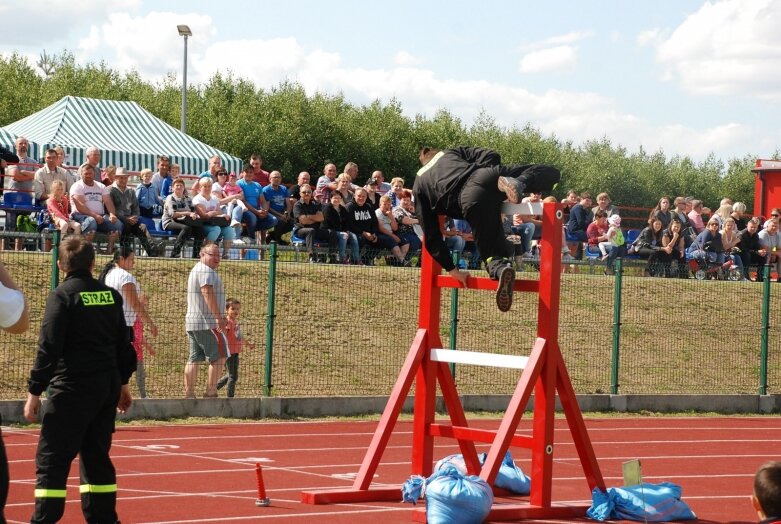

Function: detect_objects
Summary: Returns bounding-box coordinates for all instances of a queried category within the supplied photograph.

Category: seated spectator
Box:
[161,163,181,197]
[442,217,466,260]
[738,217,765,280]
[720,217,744,278]
[294,184,337,262]
[508,214,535,256]
[375,195,409,265]
[348,187,391,265]
[109,168,161,257]
[688,218,725,271]
[566,191,593,258]
[452,219,479,269]
[591,192,616,217]
[192,177,235,259]
[323,191,360,263]
[46,179,81,238]
[70,162,122,254]
[601,214,626,275]
[150,155,171,198]
[672,196,695,247]
[634,217,670,277]
[688,200,707,234]
[711,203,733,230]
[162,177,205,258]
[334,173,354,205]
[136,168,164,218]
[211,169,244,231]
[388,177,405,208]
[516,192,543,244]
[649,197,672,230]
[661,218,687,278]
[314,163,337,204]
[263,170,294,245]
[364,177,380,209]
[393,190,423,255]
[758,219,781,282]
[371,170,392,196]
[237,165,277,244]
[771,208,781,223]
[289,171,310,203]
[560,189,579,216]
[100,165,116,186]
[34,148,72,203]
[751,461,781,523]
[731,202,748,231]
[587,209,609,253]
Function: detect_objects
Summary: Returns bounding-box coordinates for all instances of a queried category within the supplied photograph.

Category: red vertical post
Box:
[530,201,563,507]
[411,244,441,476]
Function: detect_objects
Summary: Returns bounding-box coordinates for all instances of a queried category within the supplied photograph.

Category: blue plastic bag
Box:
[434,451,531,495]
[424,466,493,524]
[587,482,697,521]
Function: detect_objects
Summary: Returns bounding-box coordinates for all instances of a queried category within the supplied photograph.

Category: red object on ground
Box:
[301,202,606,521]
[255,462,270,507]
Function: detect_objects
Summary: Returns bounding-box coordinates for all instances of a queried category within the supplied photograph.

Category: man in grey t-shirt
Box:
[184,244,227,398]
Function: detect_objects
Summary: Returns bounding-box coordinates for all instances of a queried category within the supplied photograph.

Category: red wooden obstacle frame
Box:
[301,202,606,520]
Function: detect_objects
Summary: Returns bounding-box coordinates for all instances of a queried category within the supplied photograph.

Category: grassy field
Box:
[1,250,779,400]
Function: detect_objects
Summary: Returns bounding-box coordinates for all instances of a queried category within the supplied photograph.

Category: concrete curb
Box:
[2,394,779,424]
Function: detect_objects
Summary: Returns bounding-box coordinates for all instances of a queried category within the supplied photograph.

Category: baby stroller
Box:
[687,244,742,281]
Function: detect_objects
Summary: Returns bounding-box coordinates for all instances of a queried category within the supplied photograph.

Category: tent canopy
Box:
[0,96,242,175]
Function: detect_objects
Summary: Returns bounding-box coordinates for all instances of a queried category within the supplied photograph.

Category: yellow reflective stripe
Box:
[79,484,117,494]
[416,151,444,177]
[35,488,67,498]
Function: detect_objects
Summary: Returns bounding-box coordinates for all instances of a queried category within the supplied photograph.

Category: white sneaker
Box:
[230,219,241,227]
[233,238,245,245]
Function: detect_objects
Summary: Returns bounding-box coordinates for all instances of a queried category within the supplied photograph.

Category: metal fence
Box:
[0,232,779,399]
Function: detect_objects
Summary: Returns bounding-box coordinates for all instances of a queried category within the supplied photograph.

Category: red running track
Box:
[2,416,777,523]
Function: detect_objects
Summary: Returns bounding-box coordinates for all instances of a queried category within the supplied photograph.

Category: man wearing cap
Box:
[414,146,560,312]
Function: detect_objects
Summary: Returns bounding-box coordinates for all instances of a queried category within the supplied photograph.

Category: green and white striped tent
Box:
[0,96,242,175]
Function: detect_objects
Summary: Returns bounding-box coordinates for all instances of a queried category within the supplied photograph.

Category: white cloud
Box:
[0,0,139,46]
[654,0,781,97]
[519,45,578,73]
[393,51,422,67]
[523,30,595,50]
[636,28,662,47]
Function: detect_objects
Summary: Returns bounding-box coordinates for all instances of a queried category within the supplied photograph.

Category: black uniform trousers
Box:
[32,373,121,524]
[460,164,560,279]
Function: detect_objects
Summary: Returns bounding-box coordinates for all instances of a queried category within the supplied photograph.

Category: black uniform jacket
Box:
[413,147,501,271]
[28,270,136,396]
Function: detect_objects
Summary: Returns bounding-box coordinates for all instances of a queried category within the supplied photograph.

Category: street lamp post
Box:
[177,24,192,134]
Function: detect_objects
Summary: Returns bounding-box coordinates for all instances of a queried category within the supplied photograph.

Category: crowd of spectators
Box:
[2,137,777,280]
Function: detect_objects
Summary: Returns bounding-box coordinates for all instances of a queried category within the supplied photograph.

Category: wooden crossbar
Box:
[430,348,528,370]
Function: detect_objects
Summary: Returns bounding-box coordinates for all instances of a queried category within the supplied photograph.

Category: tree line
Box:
[0,51,765,210]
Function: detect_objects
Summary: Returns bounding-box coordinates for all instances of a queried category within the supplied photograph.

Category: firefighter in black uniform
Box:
[24,236,137,524]
[414,146,560,312]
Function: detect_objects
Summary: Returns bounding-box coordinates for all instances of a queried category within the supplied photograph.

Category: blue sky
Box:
[1,0,778,162]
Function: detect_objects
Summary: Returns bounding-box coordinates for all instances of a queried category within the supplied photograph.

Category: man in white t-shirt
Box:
[0,257,29,522]
[70,163,123,253]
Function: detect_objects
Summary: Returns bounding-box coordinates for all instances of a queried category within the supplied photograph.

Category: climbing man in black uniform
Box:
[414,146,560,312]
[24,235,137,523]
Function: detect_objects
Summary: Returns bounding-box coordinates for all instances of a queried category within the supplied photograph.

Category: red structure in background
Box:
[753,159,781,219]
[301,202,605,521]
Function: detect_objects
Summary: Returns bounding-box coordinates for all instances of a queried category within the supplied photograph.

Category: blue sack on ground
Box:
[478,451,531,495]
[587,482,697,521]
[425,466,493,524]
[434,451,531,495]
